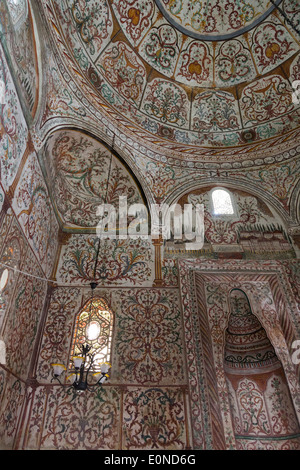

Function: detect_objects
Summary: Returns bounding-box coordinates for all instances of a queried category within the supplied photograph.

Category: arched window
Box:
[211,188,234,215]
[224,289,300,446]
[70,297,113,372]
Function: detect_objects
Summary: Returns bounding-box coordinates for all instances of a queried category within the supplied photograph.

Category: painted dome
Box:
[41,0,300,164]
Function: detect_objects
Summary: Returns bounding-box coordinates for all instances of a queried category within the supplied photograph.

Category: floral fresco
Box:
[97,41,147,106]
[56,234,154,286]
[4,248,47,380]
[0,214,28,331]
[123,387,187,450]
[0,0,39,116]
[249,20,297,75]
[179,259,300,449]
[12,151,58,276]
[36,287,82,383]
[186,188,279,245]
[38,385,121,450]
[155,0,280,39]
[44,130,144,228]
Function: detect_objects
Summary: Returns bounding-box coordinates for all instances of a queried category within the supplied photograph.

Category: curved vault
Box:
[225,289,279,372]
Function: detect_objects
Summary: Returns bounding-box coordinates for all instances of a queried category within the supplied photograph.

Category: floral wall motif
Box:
[178,259,300,449]
[38,54,89,132]
[36,287,82,383]
[111,0,158,48]
[224,289,300,449]
[0,205,56,449]
[44,130,144,229]
[0,206,50,449]
[39,0,300,153]
[214,38,255,86]
[122,387,187,450]
[3,247,47,380]
[69,0,113,59]
[234,157,300,214]
[142,79,189,128]
[56,234,154,286]
[23,385,121,450]
[30,285,189,450]
[0,212,28,331]
[240,75,295,127]
[114,289,184,385]
[192,89,241,133]
[155,0,280,39]
[97,41,147,107]
[162,259,178,287]
[0,43,28,192]
[249,19,298,75]
[166,187,295,259]
[227,373,300,450]
[0,375,26,449]
[175,39,213,87]
[139,20,182,77]
[0,0,39,117]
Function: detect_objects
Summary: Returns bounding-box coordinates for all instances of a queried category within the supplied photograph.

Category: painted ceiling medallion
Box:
[154,0,282,40]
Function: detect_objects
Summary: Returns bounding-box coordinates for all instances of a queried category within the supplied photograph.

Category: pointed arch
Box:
[224,288,300,447]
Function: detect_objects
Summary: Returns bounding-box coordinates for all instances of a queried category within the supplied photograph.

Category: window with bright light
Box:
[211,188,234,215]
[70,298,113,371]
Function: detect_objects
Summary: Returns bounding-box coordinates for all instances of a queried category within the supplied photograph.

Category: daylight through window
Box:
[212,188,234,215]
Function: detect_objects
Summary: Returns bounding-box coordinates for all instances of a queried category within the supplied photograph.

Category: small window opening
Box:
[212,188,234,215]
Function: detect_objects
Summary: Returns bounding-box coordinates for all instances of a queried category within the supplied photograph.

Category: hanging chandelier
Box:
[51,135,115,392]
